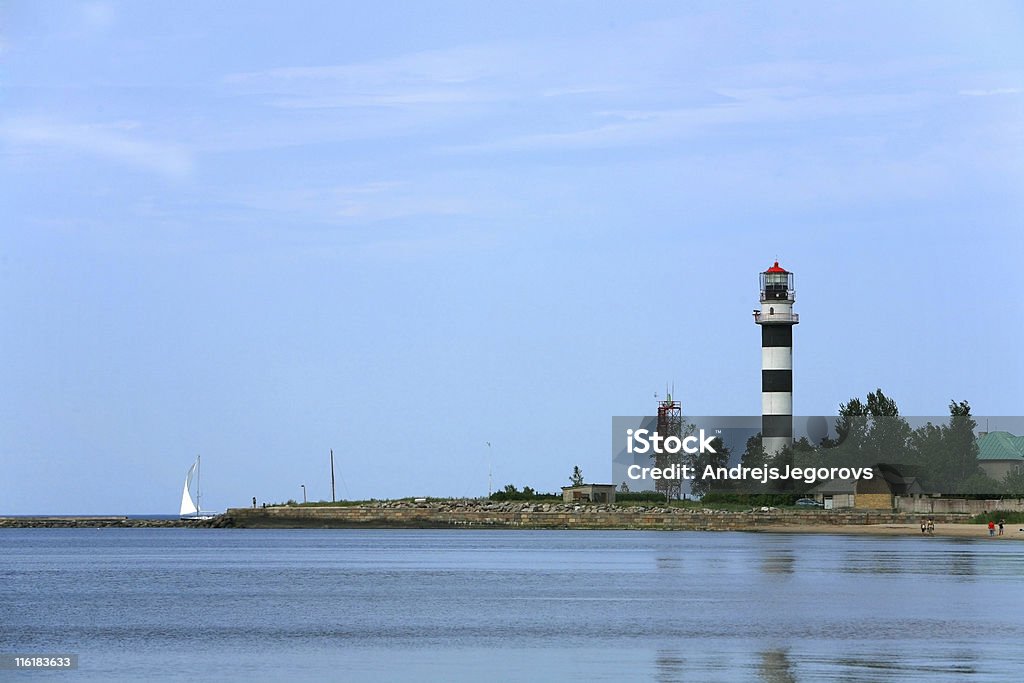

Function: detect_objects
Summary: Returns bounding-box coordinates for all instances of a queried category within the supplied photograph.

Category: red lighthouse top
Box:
[765,261,788,273]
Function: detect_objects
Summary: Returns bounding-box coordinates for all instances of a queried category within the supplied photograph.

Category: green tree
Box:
[689,437,732,498]
[824,389,911,469]
[960,473,1001,496]
[569,466,585,487]
[790,436,817,463]
[779,438,818,494]
[831,389,899,443]
[947,399,980,488]
[740,433,766,470]
[738,433,772,494]
[908,399,980,493]
[1000,470,1024,496]
[828,395,866,449]
[767,442,801,494]
[866,389,900,417]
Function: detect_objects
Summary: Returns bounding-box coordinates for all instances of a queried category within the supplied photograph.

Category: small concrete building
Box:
[809,478,856,509]
[977,431,1024,481]
[562,484,616,504]
[809,465,923,510]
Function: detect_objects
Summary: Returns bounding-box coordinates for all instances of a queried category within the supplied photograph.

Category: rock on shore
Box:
[213,500,973,531]
[0,516,215,529]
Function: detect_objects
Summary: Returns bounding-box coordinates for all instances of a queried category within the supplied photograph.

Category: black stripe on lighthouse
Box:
[762,370,792,392]
[762,415,793,438]
[761,326,792,347]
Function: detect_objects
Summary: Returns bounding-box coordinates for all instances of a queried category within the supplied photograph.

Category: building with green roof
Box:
[977,431,1024,481]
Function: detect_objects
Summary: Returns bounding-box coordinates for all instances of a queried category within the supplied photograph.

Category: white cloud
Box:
[959,88,1023,97]
[231,181,474,224]
[228,45,498,85]
[267,90,490,110]
[447,90,933,153]
[540,85,626,97]
[0,119,193,178]
[224,45,517,111]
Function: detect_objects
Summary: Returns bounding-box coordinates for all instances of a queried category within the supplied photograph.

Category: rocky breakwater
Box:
[0,516,215,528]
[216,501,967,530]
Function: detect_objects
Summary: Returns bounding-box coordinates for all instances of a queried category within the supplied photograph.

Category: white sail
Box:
[179,462,198,517]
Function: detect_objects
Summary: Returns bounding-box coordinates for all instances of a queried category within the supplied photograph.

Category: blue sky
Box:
[2,1,1022,514]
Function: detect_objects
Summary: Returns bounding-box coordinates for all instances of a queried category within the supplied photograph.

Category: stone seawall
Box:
[217,504,970,530]
[1,505,977,530]
[896,496,1024,515]
[0,517,211,528]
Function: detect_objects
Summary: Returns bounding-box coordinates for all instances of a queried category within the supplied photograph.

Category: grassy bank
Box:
[969,511,1024,525]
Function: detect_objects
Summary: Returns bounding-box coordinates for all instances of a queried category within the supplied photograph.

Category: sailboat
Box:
[179,455,213,520]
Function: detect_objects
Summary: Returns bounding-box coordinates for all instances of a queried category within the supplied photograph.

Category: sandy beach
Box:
[757,523,1024,539]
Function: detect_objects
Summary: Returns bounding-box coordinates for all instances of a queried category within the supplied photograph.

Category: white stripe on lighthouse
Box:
[761,392,793,416]
[761,347,792,371]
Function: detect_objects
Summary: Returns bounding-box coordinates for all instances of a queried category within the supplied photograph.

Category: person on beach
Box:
[998,519,1004,536]
[988,520,995,536]
[927,518,934,534]
[920,518,927,534]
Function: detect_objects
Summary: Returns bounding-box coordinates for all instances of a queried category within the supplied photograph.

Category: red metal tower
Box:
[656,392,683,500]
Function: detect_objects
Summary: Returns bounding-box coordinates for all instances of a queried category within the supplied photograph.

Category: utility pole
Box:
[486,441,492,498]
[330,449,336,503]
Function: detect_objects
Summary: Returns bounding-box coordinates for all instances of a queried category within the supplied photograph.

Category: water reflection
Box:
[822,647,979,679]
[652,646,984,682]
[759,649,796,683]
[949,550,977,577]
[656,554,684,571]
[760,548,795,575]
[652,648,797,682]
[654,649,686,683]
[839,542,979,577]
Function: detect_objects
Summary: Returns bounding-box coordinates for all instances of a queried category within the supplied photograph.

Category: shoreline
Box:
[754,522,1022,540]
[2,507,1020,540]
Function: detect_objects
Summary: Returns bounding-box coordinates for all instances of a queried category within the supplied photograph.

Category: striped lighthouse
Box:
[754,261,798,454]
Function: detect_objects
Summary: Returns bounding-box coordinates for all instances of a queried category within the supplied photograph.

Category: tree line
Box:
[720,390,1015,497]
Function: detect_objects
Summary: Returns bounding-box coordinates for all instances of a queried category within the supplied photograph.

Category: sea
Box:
[1,528,1022,682]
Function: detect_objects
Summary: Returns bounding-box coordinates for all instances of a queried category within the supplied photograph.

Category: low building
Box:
[977,431,1024,481]
[561,484,616,504]
[809,465,923,510]
[809,478,856,509]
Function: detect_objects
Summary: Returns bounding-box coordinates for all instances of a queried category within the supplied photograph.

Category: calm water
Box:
[1,529,1023,681]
